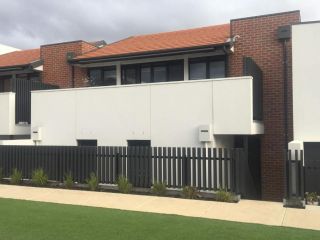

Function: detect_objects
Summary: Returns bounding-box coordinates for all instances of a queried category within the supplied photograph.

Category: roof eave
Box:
[70,43,231,65]
[0,59,43,73]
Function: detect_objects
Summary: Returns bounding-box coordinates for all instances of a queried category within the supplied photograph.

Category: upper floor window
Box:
[121,60,184,85]
[88,66,116,86]
[189,56,226,80]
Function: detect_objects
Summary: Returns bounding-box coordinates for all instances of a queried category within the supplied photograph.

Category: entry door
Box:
[234,136,262,199]
[127,140,151,188]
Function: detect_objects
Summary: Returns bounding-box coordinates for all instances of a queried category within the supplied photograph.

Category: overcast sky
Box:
[0,0,319,49]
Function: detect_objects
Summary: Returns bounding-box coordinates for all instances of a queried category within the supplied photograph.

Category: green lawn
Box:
[0,198,319,240]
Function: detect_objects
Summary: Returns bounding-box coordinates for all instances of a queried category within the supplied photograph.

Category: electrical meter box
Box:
[199,124,213,142]
[31,127,42,141]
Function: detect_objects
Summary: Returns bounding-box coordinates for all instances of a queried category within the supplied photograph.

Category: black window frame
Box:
[121,60,184,85]
[87,66,117,86]
[188,55,227,80]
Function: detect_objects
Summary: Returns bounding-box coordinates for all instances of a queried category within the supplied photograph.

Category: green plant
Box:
[64,172,74,189]
[32,168,48,186]
[10,168,22,185]
[152,181,167,196]
[117,175,132,193]
[182,186,198,199]
[215,189,233,202]
[305,192,318,204]
[86,172,98,191]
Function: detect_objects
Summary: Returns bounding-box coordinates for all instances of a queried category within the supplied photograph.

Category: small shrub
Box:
[306,192,318,204]
[86,172,98,191]
[152,181,167,196]
[10,168,22,185]
[32,168,48,186]
[117,175,132,193]
[215,189,233,202]
[64,172,74,189]
[182,186,198,199]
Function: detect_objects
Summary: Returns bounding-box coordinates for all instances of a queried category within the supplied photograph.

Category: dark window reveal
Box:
[121,60,183,85]
[77,139,97,146]
[88,67,116,86]
[189,56,226,80]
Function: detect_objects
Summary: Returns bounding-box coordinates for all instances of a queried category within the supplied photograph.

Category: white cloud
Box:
[0,0,319,49]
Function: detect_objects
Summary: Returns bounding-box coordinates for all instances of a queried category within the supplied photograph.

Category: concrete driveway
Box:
[0,185,319,231]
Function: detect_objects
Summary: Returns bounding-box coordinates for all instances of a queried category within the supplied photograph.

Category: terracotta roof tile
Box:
[0,49,40,68]
[76,23,230,60]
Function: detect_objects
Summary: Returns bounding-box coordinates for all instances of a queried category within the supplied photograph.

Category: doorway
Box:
[234,135,262,199]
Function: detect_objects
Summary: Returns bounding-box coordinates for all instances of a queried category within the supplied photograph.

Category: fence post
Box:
[234,148,242,195]
[300,150,305,199]
[115,149,120,181]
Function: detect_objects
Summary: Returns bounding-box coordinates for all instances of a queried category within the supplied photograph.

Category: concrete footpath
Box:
[0,185,319,231]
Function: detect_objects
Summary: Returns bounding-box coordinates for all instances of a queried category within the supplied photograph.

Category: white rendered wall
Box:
[0,92,15,135]
[32,77,261,147]
[0,139,34,145]
[292,22,320,142]
[0,44,19,55]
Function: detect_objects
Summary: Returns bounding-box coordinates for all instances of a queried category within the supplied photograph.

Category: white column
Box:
[183,56,189,81]
[116,62,121,85]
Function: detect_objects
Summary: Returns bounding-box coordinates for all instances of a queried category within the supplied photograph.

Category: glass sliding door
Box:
[121,60,184,85]
[189,56,226,80]
[88,66,117,86]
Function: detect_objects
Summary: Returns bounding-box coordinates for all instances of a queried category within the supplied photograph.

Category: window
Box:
[189,57,226,80]
[189,62,206,80]
[88,67,116,86]
[209,61,225,78]
[121,60,183,85]
[103,68,116,86]
[122,66,139,85]
[153,65,167,82]
[141,66,151,83]
[88,69,102,86]
[168,62,184,82]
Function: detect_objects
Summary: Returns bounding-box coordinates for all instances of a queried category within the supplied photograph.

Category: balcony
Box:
[31,76,264,146]
[0,78,58,138]
[0,92,29,136]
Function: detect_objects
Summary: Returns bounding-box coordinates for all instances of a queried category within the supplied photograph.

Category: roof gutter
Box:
[69,43,231,65]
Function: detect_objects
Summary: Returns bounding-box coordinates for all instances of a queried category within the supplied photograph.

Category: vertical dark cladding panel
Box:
[12,78,58,124]
[243,57,263,121]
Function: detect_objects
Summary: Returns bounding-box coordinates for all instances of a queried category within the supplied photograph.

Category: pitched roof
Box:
[75,23,230,60]
[0,49,40,69]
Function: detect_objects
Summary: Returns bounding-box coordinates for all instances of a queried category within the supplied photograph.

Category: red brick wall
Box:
[41,41,96,88]
[229,11,300,201]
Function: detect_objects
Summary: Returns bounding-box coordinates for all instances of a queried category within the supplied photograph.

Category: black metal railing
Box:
[0,145,244,193]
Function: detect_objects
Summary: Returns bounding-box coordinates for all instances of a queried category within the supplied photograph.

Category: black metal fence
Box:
[286,149,305,199]
[0,145,244,193]
[12,79,58,124]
